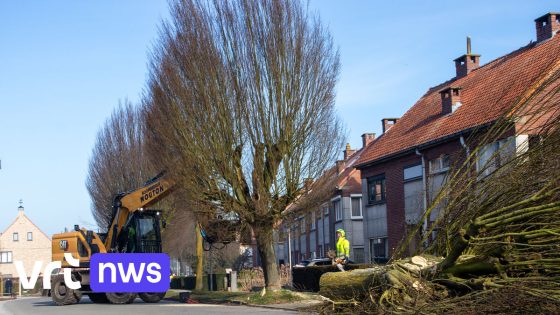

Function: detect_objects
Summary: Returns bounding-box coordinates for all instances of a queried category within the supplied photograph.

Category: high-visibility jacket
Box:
[336,236,350,258]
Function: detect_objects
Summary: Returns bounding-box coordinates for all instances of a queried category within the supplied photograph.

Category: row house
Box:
[279,134,376,265]
[355,12,560,263]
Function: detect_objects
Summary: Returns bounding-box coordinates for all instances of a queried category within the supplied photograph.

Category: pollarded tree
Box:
[86,100,197,261]
[143,0,344,290]
[86,100,152,229]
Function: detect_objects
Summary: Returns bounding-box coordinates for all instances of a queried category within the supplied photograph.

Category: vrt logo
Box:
[14,253,170,292]
[15,253,81,290]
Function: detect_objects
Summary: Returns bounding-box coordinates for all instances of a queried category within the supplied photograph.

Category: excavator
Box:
[50,173,174,305]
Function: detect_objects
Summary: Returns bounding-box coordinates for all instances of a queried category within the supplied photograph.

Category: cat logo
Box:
[59,240,69,251]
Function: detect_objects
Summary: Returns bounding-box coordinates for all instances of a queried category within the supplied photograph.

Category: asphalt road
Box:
[0,296,298,315]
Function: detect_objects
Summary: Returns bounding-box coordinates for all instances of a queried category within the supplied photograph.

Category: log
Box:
[318,256,443,302]
[319,267,386,301]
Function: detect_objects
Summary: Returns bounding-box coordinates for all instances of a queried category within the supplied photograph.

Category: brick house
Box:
[278,134,376,265]
[355,13,560,263]
[0,204,52,280]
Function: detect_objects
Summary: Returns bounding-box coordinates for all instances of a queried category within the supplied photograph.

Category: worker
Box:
[335,228,350,271]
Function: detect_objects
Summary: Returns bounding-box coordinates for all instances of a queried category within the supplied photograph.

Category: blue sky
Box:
[0,1,555,236]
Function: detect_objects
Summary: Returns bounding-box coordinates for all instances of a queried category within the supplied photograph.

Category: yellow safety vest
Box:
[336,236,350,258]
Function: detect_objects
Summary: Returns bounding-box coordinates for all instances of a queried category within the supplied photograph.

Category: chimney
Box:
[343,143,356,160]
[381,118,399,133]
[535,13,560,43]
[439,86,462,115]
[361,133,376,148]
[454,37,480,78]
[335,160,346,174]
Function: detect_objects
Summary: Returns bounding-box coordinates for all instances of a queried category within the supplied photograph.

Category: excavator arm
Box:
[104,173,175,252]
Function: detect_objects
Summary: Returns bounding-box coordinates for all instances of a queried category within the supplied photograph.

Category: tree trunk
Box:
[254,224,281,291]
[320,267,386,301]
[195,224,204,291]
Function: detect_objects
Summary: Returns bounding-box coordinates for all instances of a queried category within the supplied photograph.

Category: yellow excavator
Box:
[50,173,174,305]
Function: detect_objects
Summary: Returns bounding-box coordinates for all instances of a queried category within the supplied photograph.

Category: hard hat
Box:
[336,228,345,236]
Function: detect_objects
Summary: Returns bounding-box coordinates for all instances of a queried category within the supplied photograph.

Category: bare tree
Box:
[86,100,198,260]
[86,100,152,229]
[143,0,344,290]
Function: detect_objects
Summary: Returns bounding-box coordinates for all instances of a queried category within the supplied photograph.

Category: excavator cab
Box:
[118,210,163,253]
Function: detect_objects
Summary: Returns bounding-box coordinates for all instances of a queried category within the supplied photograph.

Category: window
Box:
[13,232,19,242]
[0,251,12,263]
[353,247,365,263]
[367,175,386,204]
[477,142,498,177]
[404,164,423,180]
[370,237,388,263]
[300,218,306,233]
[311,211,316,230]
[318,245,323,258]
[27,232,33,241]
[78,240,88,257]
[323,205,329,216]
[429,155,450,174]
[351,196,362,219]
[477,137,515,177]
[334,199,342,221]
[404,179,424,224]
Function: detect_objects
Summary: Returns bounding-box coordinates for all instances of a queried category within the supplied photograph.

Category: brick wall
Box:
[360,138,470,260]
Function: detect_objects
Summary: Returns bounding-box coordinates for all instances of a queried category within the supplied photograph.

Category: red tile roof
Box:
[357,34,560,168]
[283,144,369,215]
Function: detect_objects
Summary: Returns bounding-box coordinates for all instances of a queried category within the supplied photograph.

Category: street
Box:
[0,297,298,315]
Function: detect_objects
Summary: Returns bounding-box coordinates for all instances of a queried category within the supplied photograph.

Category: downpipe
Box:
[415,148,428,248]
